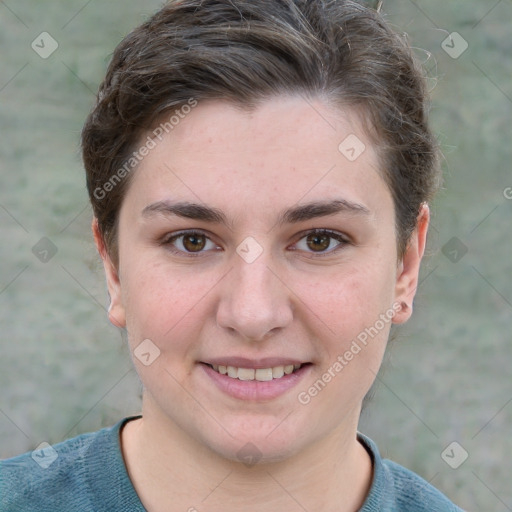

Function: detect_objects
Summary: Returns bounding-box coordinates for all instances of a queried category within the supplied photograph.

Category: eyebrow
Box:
[141,198,371,227]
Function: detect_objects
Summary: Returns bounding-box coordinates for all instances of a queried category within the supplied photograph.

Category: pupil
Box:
[184,234,205,252]
[307,233,330,252]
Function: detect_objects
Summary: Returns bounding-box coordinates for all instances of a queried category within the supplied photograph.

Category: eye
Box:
[293,229,350,256]
[161,228,350,258]
[162,230,219,256]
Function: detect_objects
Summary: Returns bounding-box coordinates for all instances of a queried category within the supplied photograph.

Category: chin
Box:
[212,438,297,466]
[199,421,308,466]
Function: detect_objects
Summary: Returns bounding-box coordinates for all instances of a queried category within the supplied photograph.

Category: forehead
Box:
[123,96,392,225]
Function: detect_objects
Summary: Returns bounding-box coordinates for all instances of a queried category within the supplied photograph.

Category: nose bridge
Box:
[216,242,292,340]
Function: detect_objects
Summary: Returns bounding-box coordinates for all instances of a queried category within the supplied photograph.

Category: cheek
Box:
[295,258,396,342]
[120,261,219,396]
[120,259,213,350]
[294,266,394,412]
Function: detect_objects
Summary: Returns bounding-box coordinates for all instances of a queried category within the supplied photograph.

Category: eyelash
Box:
[160,229,350,258]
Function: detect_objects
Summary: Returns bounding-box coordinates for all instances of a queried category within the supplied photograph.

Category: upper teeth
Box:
[211,364,302,381]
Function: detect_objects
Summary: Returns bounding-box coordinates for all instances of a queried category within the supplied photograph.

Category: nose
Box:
[216,248,293,341]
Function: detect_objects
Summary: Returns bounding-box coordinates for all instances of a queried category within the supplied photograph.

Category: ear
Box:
[392,203,430,324]
[92,218,126,329]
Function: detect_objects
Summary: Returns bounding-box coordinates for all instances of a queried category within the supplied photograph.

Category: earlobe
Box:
[92,218,126,329]
[392,203,430,325]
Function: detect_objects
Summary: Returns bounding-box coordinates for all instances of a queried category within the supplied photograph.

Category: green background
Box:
[1,1,511,510]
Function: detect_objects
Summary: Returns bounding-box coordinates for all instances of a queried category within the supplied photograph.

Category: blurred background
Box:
[0,1,510,510]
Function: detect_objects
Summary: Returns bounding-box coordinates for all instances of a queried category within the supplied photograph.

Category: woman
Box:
[1,1,465,510]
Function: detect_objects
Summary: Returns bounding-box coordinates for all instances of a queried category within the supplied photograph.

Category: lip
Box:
[199,362,312,401]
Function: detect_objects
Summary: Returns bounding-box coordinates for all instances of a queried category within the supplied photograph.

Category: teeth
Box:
[210,363,304,381]
[255,368,273,381]
[237,368,255,381]
[272,366,284,379]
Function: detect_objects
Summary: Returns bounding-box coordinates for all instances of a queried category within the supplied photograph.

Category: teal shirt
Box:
[1,416,464,511]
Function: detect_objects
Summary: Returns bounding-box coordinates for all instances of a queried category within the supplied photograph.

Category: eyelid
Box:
[160,229,220,257]
[290,228,351,257]
[160,228,351,257]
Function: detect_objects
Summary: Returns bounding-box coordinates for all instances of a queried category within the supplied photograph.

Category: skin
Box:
[93,95,429,512]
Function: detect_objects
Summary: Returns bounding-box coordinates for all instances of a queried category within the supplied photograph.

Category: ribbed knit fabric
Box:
[1,416,464,511]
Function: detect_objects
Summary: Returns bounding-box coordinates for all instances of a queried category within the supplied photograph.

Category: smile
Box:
[200,361,312,400]
[205,363,303,381]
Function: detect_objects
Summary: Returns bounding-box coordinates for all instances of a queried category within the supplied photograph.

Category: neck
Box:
[121,402,373,512]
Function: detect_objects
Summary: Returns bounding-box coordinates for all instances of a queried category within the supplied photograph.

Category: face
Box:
[96,96,428,463]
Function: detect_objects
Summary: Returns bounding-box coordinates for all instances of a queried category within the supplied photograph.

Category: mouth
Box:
[198,357,313,401]
[202,362,310,382]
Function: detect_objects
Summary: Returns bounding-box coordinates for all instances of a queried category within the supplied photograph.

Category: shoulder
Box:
[0,416,143,512]
[358,433,466,512]
[380,458,464,511]
[1,430,100,511]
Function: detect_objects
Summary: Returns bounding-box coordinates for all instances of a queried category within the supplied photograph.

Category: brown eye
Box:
[294,229,349,256]
[306,233,331,252]
[182,233,206,252]
[163,230,217,256]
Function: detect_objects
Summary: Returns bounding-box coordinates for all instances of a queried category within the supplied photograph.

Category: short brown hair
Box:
[82,0,440,264]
